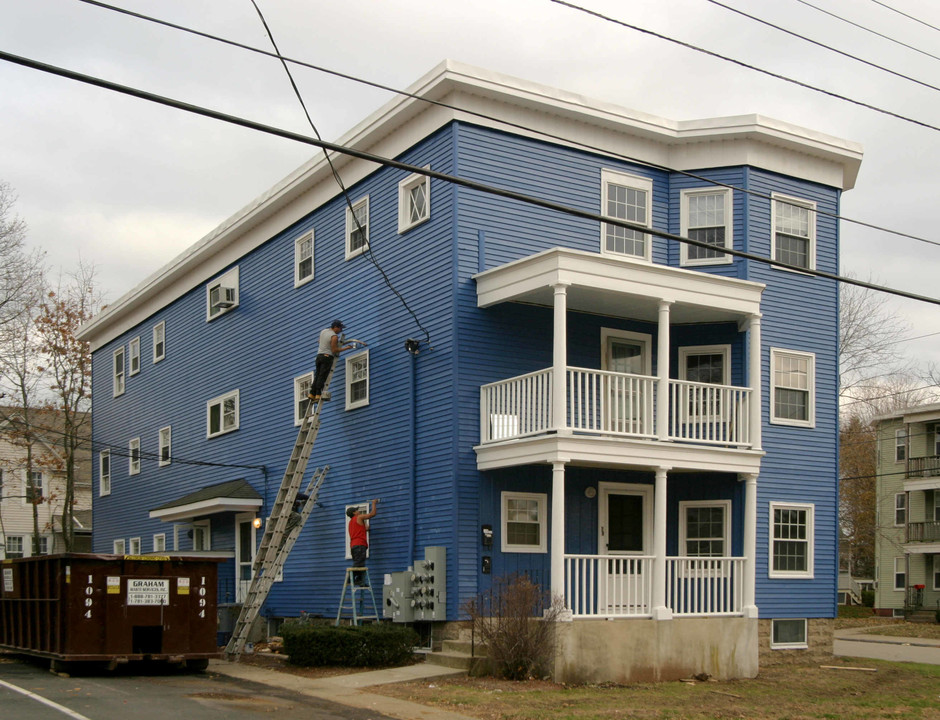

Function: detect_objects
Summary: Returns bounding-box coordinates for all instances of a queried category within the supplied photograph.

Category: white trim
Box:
[770,348,815,428]
[895,429,906,463]
[398,169,430,233]
[770,618,808,649]
[294,231,314,287]
[191,519,211,551]
[769,502,814,579]
[99,450,111,496]
[678,499,731,557]
[152,321,165,363]
[933,555,940,592]
[153,533,166,552]
[893,556,906,591]
[600,169,652,261]
[149,496,261,522]
[679,187,733,266]
[158,426,171,467]
[678,344,732,385]
[128,437,140,476]
[113,538,126,555]
[206,267,239,321]
[771,193,816,272]
[894,493,906,527]
[128,337,141,376]
[206,389,240,438]
[345,349,370,410]
[501,491,548,553]
[294,373,314,425]
[345,196,369,260]
[128,537,141,555]
[113,346,125,397]
[600,328,653,376]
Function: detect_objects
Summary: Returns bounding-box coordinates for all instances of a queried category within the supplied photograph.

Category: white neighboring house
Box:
[0,408,92,558]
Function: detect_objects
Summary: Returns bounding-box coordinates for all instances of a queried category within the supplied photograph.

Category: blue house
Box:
[77,61,862,682]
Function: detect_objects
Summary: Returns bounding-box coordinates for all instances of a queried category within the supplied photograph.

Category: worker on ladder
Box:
[347,499,379,586]
[309,319,354,402]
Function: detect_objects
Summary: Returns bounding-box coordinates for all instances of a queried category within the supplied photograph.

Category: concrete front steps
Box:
[906,609,938,624]
[422,627,488,673]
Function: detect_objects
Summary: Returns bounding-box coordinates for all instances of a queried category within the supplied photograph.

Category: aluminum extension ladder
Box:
[335,567,379,626]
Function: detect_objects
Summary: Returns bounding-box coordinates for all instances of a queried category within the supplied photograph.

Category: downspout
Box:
[409,347,418,564]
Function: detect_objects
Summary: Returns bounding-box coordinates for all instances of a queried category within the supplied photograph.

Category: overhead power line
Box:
[870,0,940,34]
[69,0,940,252]
[2,48,939,311]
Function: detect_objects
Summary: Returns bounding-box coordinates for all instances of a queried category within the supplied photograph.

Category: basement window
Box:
[770,618,807,649]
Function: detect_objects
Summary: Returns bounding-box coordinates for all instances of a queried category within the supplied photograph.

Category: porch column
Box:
[747,314,762,450]
[656,301,673,442]
[551,460,568,607]
[740,472,759,618]
[652,466,672,620]
[552,282,570,434]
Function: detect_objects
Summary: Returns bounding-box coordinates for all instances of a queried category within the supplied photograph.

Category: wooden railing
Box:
[665,557,744,616]
[480,368,552,442]
[668,380,751,446]
[907,455,940,477]
[567,367,656,438]
[908,521,940,542]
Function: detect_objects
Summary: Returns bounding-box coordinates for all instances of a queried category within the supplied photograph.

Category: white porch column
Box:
[656,301,672,442]
[747,314,762,450]
[651,466,672,620]
[551,460,568,606]
[740,472,759,618]
[552,282,570,434]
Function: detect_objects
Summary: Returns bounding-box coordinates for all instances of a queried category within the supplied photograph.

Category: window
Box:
[601,170,652,260]
[501,492,547,553]
[113,538,126,555]
[129,537,141,555]
[294,373,313,425]
[680,188,732,265]
[0,468,3,495]
[934,492,940,522]
[5,536,24,559]
[893,556,906,591]
[37,536,49,555]
[295,231,314,286]
[113,346,126,396]
[99,450,111,496]
[24,470,44,504]
[128,438,140,476]
[153,321,165,363]
[679,500,730,557]
[206,267,239,320]
[345,350,369,410]
[398,170,430,232]
[770,502,814,578]
[771,618,808,649]
[679,345,731,419]
[207,390,240,438]
[154,533,166,552]
[159,426,171,466]
[895,429,906,462]
[345,197,369,259]
[772,194,815,271]
[894,493,906,526]
[933,556,940,592]
[935,425,940,456]
[192,521,210,551]
[771,349,815,427]
[128,337,140,376]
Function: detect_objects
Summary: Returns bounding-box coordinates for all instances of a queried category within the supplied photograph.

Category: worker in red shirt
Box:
[346,499,378,587]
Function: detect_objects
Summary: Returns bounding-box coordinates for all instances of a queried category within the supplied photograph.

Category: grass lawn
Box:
[374,659,940,719]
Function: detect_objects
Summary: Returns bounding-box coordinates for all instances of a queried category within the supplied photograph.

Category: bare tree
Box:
[839,414,876,578]
[0,181,43,330]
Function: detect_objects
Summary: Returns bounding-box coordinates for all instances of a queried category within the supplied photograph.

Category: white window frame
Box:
[294,231,314,287]
[678,500,731,558]
[894,493,906,527]
[207,390,240,438]
[678,345,731,387]
[128,537,141,555]
[398,169,430,233]
[4,536,24,559]
[153,321,166,363]
[893,556,906,591]
[128,337,141,376]
[113,538,126,555]
[933,555,940,592]
[770,618,808,649]
[128,438,140,476]
[99,450,111,496]
[206,267,239,320]
[501,491,548,553]
[159,426,171,467]
[770,348,815,428]
[895,429,907,462]
[771,193,816,272]
[192,520,211,551]
[679,188,733,266]
[294,373,313,425]
[769,502,814,579]
[345,350,369,410]
[153,533,166,552]
[24,470,45,504]
[113,346,125,397]
[37,536,49,555]
[600,169,652,261]
[345,196,369,260]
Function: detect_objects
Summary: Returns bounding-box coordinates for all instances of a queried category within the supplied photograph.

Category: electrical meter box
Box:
[382,571,414,622]
[412,546,446,622]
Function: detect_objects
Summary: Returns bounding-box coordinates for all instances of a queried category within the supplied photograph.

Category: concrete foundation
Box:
[757,618,834,667]
[554,617,758,684]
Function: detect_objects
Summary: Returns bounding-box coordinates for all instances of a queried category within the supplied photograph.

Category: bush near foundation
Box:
[280,621,418,667]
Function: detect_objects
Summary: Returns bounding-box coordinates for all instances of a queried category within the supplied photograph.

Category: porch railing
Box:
[665,557,744,616]
[908,521,940,542]
[480,368,552,442]
[668,380,750,446]
[907,455,940,477]
[567,368,656,438]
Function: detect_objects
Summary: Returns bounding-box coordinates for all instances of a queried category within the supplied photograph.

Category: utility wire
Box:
[841,382,940,407]
[69,0,940,252]
[870,0,940,34]
[247,0,431,348]
[2,48,939,311]
[548,0,940,134]
[791,0,940,64]
[706,0,940,95]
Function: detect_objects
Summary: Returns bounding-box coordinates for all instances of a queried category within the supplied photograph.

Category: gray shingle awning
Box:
[149,478,262,522]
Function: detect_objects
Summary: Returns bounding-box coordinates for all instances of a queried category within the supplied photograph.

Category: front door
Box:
[599,482,652,614]
[235,514,256,603]
[602,330,652,434]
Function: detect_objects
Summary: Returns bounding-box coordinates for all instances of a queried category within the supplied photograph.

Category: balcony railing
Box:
[908,521,940,542]
[563,554,744,618]
[907,455,940,477]
[481,367,752,447]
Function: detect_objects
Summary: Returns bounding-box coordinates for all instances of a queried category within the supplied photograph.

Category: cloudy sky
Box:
[2,0,939,373]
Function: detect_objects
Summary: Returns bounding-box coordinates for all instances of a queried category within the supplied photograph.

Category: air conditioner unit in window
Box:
[210,285,236,309]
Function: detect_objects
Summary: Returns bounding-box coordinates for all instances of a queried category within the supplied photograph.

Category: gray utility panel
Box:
[382,546,446,622]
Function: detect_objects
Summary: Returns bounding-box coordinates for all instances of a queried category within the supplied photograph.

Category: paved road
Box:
[834,630,940,665]
[0,654,395,720]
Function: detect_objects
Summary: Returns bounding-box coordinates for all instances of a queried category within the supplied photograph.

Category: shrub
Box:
[463,573,563,681]
[280,620,418,667]
[861,590,875,607]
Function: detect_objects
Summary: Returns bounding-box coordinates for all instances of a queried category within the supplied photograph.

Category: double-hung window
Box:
[99,450,111,496]
[5,536,24,559]
[769,502,814,578]
[159,426,171,466]
[113,346,126,396]
[398,170,430,232]
[770,349,815,427]
[894,493,906,526]
[128,337,140,376]
[295,231,314,286]
[501,491,547,553]
[153,321,165,363]
[895,429,906,462]
[601,170,652,260]
[346,351,369,410]
[294,373,313,425]
[207,267,239,320]
[772,194,816,271]
[154,533,166,552]
[345,197,369,259]
[128,438,140,476]
[113,538,126,555]
[25,470,45,503]
[129,537,141,555]
[680,188,732,265]
[893,556,906,591]
[678,345,731,420]
[207,390,239,438]
[679,500,731,557]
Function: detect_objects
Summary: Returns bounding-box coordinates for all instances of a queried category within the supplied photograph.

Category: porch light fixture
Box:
[252,517,262,529]
[585,486,597,499]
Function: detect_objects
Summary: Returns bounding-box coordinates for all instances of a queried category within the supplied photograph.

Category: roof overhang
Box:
[903,542,940,555]
[149,478,262,523]
[904,477,940,493]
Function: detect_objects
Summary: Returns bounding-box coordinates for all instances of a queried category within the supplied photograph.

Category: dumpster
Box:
[0,553,222,670]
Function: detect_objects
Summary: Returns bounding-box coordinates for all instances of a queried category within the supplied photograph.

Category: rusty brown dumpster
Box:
[0,553,222,670]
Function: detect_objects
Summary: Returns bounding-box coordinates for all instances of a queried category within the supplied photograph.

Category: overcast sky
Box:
[2,0,939,373]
